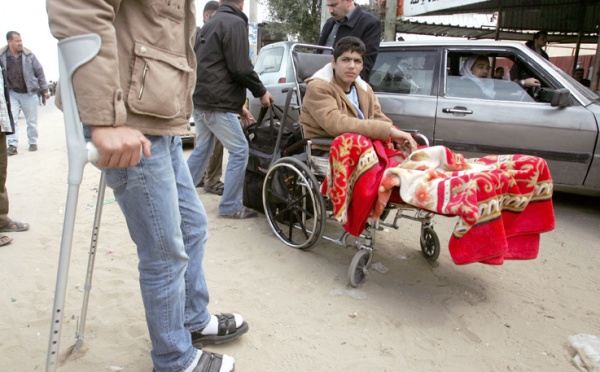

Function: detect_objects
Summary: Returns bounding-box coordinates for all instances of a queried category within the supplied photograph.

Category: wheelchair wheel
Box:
[348,249,371,287]
[420,226,440,261]
[263,157,326,250]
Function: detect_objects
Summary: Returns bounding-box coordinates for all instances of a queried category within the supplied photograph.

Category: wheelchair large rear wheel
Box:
[263,157,326,250]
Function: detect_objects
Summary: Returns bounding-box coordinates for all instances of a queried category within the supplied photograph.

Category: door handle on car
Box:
[442,107,473,115]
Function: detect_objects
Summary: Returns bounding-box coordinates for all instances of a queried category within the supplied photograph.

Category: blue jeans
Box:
[7,91,39,147]
[104,136,209,371]
[187,109,248,216]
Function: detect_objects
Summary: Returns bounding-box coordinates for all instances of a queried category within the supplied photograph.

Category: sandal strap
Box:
[216,313,237,336]
[195,351,224,372]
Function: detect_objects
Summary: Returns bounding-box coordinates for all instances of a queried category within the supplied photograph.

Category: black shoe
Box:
[7,145,17,156]
[219,207,257,219]
[203,181,224,196]
[191,313,249,346]
[29,144,37,152]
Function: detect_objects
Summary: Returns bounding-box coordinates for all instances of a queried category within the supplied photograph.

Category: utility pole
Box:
[249,0,257,22]
[248,0,258,61]
[384,0,398,41]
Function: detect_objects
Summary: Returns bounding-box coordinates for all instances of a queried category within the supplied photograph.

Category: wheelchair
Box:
[259,44,441,287]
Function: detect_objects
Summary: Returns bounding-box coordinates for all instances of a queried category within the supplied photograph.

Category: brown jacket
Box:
[47,0,196,136]
[300,63,393,144]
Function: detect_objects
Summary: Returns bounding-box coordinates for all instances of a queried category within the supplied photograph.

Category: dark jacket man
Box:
[318,5,381,82]
[194,3,266,114]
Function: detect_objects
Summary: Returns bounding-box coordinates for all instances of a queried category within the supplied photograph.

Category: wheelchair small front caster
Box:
[348,249,372,287]
[420,226,440,261]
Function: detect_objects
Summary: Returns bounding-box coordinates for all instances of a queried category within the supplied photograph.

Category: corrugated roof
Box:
[397,0,600,43]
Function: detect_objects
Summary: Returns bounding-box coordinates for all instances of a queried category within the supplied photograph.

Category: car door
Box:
[434,47,597,188]
[370,47,440,140]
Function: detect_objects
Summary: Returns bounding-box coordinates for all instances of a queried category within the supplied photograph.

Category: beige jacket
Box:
[47,0,196,136]
[300,63,393,143]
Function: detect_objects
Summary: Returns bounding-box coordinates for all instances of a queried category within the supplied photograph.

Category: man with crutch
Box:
[47,2,249,371]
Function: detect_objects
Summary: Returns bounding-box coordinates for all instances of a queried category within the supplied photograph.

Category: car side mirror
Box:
[550,88,571,107]
[537,88,571,107]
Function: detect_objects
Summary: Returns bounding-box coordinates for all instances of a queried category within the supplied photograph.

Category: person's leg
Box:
[6,92,21,149]
[187,108,216,187]
[104,136,198,371]
[172,136,244,363]
[20,93,39,147]
[202,140,224,188]
[170,136,211,330]
[208,112,249,216]
[0,133,10,227]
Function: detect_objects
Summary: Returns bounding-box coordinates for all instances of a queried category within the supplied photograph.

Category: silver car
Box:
[249,40,600,196]
[254,41,297,85]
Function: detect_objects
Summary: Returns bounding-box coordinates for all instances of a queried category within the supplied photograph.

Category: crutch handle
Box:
[86,142,144,164]
[86,142,100,163]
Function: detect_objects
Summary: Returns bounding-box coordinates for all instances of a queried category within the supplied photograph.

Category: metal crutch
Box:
[46,33,103,372]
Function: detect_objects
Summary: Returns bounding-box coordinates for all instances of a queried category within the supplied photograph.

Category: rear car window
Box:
[254,46,284,74]
[370,50,437,95]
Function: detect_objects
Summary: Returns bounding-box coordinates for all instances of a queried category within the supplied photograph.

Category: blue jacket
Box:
[318,6,382,82]
[0,46,49,95]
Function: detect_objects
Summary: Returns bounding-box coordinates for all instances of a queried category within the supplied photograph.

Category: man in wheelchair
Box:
[293,36,554,267]
[300,36,418,155]
[297,36,422,238]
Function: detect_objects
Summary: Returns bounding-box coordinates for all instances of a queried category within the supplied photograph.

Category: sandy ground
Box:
[0,102,599,372]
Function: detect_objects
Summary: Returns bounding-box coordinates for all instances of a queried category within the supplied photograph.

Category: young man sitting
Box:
[299,36,418,236]
[300,36,417,154]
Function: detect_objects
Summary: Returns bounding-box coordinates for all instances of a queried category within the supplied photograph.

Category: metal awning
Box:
[421,0,600,36]
[395,18,599,44]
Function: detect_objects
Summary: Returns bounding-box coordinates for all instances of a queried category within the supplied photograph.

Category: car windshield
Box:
[542,59,600,101]
[255,46,284,74]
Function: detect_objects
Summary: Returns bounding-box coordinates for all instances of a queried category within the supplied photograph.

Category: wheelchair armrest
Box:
[402,129,430,147]
[309,138,334,147]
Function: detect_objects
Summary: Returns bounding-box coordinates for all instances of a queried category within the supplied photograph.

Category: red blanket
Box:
[322,133,555,265]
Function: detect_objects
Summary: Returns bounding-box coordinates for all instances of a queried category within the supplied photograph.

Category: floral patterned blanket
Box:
[322,133,555,265]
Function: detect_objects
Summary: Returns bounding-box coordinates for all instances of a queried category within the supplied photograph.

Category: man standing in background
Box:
[188,0,273,219]
[0,31,50,155]
[195,1,226,196]
[525,30,549,60]
[0,61,30,245]
[318,0,382,82]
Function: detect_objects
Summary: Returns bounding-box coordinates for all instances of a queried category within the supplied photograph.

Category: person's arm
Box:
[520,77,541,87]
[31,54,50,99]
[47,0,127,127]
[360,16,382,80]
[368,85,418,151]
[317,19,333,47]
[223,21,266,99]
[47,0,150,168]
[303,79,392,140]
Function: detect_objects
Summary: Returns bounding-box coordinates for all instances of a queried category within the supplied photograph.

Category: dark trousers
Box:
[201,139,223,187]
[0,132,11,226]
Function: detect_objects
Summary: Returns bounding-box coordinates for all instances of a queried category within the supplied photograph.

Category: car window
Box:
[446,52,535,103]
[552,65,600,100]
[254,46,284,74]
[370,50,436,95]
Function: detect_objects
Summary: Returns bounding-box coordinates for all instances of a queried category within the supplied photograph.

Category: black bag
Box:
[243,105,302,213]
